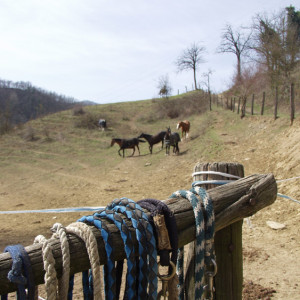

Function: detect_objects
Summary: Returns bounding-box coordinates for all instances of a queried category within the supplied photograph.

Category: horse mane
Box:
[140,133,152,138]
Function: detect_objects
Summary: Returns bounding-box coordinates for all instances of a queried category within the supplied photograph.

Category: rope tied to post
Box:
[170,186,216,300]
[1,244,35,300]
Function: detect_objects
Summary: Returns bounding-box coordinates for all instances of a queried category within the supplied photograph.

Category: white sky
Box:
[0,0,297,104]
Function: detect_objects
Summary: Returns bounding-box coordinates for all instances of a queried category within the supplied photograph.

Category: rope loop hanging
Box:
[50,223,71,300]
[34,235,58,300]
[66,222,103,300]
[1,244,35,300]
[170,186,216,300]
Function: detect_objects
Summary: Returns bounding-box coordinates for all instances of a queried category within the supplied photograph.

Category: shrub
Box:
[73,105,85,116]
[23,126,38,141]
[74,112,99,129]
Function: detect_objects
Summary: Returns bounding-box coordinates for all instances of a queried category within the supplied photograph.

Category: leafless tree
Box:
[218,24,252,83]
[157,74,172,98]
[175,42,206,90]
[251,7,300,88]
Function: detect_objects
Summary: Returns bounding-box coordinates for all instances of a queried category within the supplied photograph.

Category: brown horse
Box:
[176,120,190,139]
[138,131,166,154]
[111,138,145,158]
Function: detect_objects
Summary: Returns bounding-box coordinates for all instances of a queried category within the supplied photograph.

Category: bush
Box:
[73,105,85,116]
[74,112,99,129]
[23,126,38,141]
[154,92,209,119]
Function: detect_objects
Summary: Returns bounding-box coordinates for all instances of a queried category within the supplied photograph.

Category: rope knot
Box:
[7,256,27,285]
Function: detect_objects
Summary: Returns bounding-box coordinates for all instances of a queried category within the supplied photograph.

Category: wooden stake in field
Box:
[290,83,295,126]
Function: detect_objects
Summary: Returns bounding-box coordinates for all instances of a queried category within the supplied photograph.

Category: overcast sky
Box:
[0,0,297,104]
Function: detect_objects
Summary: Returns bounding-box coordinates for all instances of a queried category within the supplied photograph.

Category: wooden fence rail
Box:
[0,173,277,295]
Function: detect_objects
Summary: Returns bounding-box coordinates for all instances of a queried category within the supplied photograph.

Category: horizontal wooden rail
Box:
[0,174,277,294]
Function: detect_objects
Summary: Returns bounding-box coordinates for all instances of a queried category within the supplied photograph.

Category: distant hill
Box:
[0,79,79,133]
[77,100,98,106]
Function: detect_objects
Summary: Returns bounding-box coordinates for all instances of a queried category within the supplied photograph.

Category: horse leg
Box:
[149,145,152,154]
[118,148,122,157]
[131,146,135,156]
[137,145,140,156]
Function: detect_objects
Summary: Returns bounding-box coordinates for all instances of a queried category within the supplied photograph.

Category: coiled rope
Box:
[106,197,158,300]
[50,223,70,300]
[66,222,103,300]
[34,235,58,300]
[92,209,137,299]
[170,186,216,300]
[78,214,117,300]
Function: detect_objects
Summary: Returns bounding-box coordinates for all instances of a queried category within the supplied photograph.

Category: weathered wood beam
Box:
[0,174,277,294]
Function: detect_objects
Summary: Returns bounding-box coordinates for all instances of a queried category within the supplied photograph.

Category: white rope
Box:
[34,235,58,300]
[0,206,105,214]
[51,223,70,300]
[192,171,241,179]
[276,176,300,183]
[66,222,103,300]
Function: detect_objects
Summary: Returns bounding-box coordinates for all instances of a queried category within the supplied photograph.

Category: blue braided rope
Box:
[107,199,147,298]
[170,187,215,300]
[106,197,158,300]
[78,215,116,300]
[170,190,206,299]
[94,210,137,300]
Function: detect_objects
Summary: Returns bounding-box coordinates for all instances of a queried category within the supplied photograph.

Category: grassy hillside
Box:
[0,90,299,298]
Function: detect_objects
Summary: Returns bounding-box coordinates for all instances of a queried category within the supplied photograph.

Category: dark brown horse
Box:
[164,127,180,155]
[111,138,145,157]
[176,120,190,139]
[138,131,166,154]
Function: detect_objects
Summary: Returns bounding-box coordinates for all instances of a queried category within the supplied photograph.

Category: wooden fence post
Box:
[185,162,244,299]
[274,86,278,120]
[261,92,265,116]
[290,83,295,126]
[233,97,236,112]
[251,94,254,115]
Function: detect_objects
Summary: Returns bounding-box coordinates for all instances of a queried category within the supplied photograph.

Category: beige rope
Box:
[66,222,103,300]
[34,234,58,300]
[51,223,70,300]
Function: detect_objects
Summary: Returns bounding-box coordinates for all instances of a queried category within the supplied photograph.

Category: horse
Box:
[111,138,145,158]
[98,119,107,131]
[176,120,190,139]
[164,127,180,155]
[138,131,166,154]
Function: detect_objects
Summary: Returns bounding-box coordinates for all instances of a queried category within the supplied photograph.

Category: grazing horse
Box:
[164,127,180,155]
[111,138,145,158]
[176,120,190,139]
[138,131,166,154]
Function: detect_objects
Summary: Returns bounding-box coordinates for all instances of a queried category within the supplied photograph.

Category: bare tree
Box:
[175,42,206,90]
[218,24,252,83]
[202,69,213,110]
[251,7,300,87]
[157,74,172,98]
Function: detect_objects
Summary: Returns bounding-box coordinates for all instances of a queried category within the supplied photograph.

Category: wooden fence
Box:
[217,83,296,125]
[0,162,277,298]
